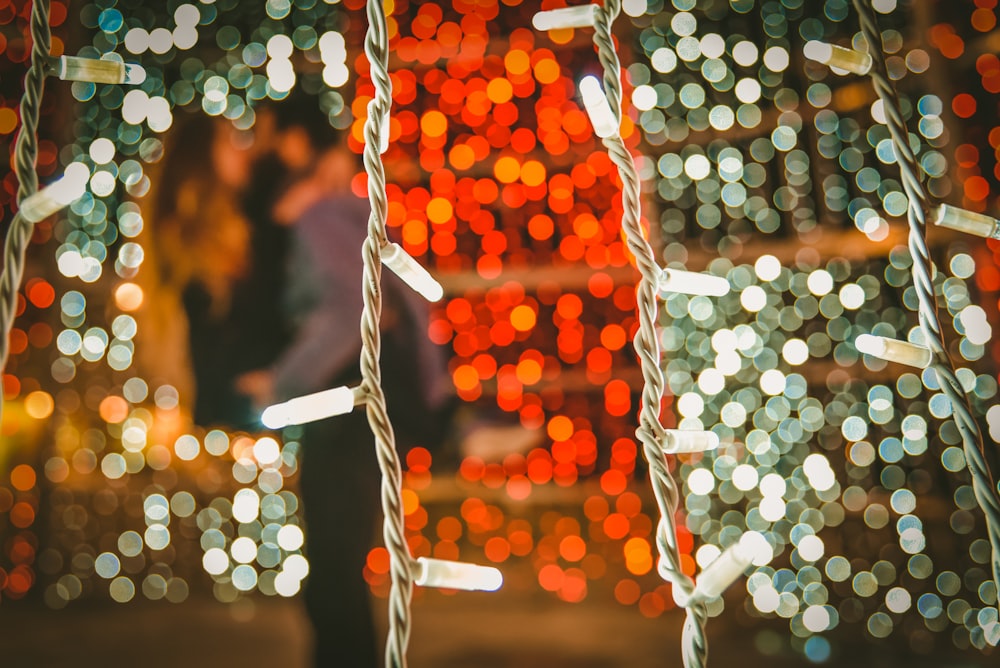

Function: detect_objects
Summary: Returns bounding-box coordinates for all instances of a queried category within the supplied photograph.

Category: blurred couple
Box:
[139,95,450,667]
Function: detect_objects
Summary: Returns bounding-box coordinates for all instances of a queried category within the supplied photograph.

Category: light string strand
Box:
[852,0,1000,609]
[361,0,414,665]
[590,3,709,666]
[0,0,51,424]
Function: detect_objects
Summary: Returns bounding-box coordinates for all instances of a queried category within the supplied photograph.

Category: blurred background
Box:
[0,0,999,665]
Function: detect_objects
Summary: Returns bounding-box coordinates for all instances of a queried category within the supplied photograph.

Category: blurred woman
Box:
[137,111,287,429]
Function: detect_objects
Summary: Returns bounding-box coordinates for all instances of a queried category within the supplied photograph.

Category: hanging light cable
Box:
[530,1,764,664]
[849,0,1000,611]
[355,2,502,665]
[0,0,53,428]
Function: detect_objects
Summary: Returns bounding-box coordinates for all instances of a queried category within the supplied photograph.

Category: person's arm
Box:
[271,297,362,401]
[270,199,369,401]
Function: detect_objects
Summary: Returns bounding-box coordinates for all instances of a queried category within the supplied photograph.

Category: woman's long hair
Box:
[133,112,252,409]
[148,113,250,314]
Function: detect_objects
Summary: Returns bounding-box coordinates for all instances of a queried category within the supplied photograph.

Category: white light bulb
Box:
[414,557,503,592]
[579,76,618,139]
[657,267,730,297]
[690,532,762,602]
[261,385,363,429]
[932,204,1000,239]
[855,334,932,369]
[803,40,872,75]
[380,242,444,302]
[661,429,720,454]
[532,4,598,31]
[55,56,146,85]
[19,162,90,223]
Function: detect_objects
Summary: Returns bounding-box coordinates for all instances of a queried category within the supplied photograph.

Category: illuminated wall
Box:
[0,0,998,662]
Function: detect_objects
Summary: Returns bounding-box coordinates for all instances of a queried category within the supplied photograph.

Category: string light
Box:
[802,40,872,76]
[849,0,1000,609]
[657,268,731,298]
[380,242,444,302]
[854,334,932,369]
[1,0,54,404]
[260,385,366,429]
[578,76,618,139]
[17,162,90,224]
[679,531,772,605]
[352,1,503,664]
[531,5,598,32]
[2,0,999,661]
[2,0,144,413]
[50,56,146,85]
[536,2,726,665]
[413,557,503,592]
[661,430,721,455]
[932,204,1000,240]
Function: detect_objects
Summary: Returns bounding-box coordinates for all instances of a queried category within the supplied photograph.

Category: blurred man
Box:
[236,99,450,667]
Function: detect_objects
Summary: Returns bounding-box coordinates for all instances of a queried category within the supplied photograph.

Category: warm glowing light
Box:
[24,391,54,419]
[202,548,229,576]
[510,305,537,332]
[114,283,144,311]
[277,525,304,551]
[803,454,837,492]
[98,395,129,423]
[10,464,36,491]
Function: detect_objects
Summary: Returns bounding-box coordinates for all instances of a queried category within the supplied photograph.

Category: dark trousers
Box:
[297,325,451,667]
[299,409,380,668]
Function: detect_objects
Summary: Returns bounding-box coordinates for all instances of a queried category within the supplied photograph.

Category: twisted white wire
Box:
[360,1,415,666]
[0,0,51,424]
[592,3,708,666]
[851,0,1000,609]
